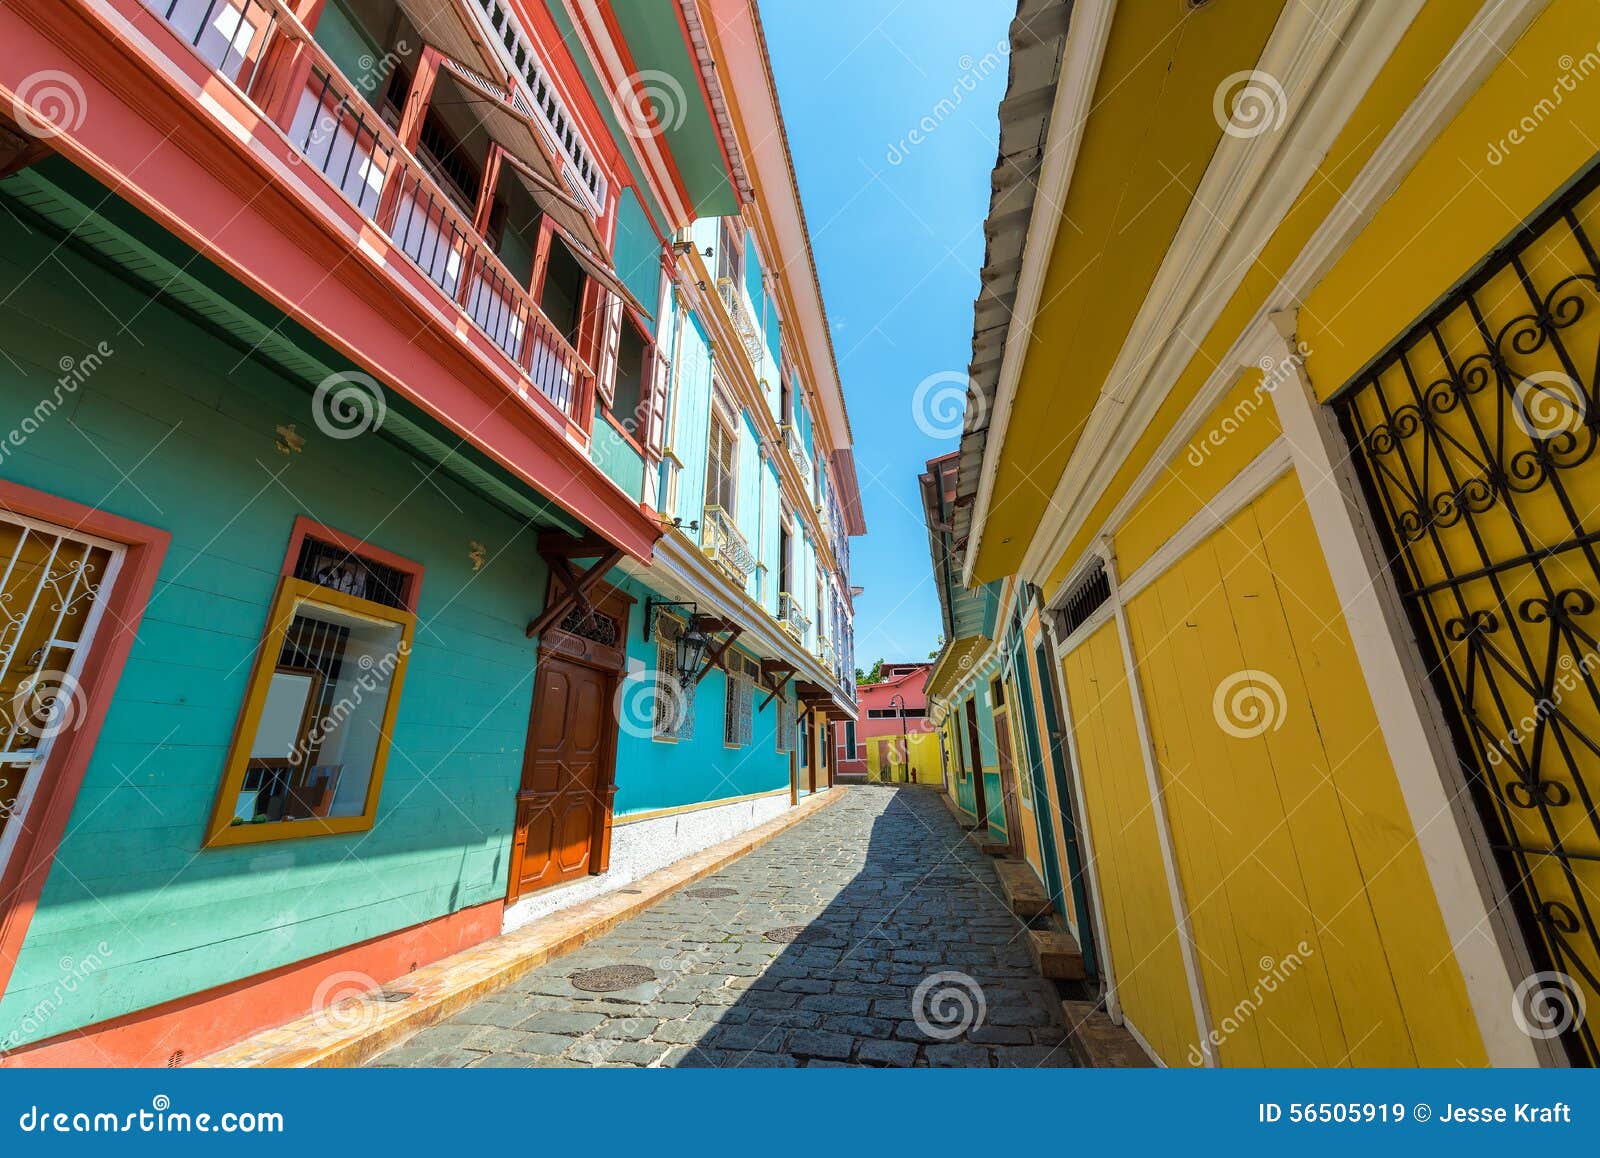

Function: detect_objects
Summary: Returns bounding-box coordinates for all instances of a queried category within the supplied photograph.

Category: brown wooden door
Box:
[994,711,1024,857]
[509,586,629,902]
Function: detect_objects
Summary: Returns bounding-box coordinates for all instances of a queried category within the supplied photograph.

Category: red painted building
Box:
[834,663,938,783]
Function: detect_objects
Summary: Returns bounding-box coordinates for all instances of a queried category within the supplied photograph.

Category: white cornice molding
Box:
[960,0,1116,589]
[623,532,855,715]
[1019,0,1545,590]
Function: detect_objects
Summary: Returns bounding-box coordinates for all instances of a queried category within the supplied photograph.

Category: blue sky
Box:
[761,0,1013,671]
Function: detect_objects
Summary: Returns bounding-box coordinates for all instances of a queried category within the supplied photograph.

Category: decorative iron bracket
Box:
[642,597,697,642]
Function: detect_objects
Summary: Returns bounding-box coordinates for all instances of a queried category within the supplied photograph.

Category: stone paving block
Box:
[858,1039,920,1066]
[787,1029,855,1060]
[369,789,1075,1071]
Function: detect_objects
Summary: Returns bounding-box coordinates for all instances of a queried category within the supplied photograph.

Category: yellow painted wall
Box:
[974,0,1288,582]
[865,731,941,784]
[1114,371,1282,577]
[1061,621,1198,1065]
[1303,0,1600,398]
[1120,473,1486,1066]
[1045,0,1485,594]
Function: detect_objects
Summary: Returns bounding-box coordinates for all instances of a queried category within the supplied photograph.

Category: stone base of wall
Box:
[501,791,793,932]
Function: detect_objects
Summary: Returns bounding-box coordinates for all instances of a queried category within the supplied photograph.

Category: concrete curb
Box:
[195,787,846,1068]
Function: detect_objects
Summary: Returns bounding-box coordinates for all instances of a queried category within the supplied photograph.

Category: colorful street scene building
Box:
[834,662,937,784]
[0,0,860,1066]
[928,0,1600,1067]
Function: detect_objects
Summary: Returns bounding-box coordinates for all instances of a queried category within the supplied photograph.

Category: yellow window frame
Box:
[203,576,416,848]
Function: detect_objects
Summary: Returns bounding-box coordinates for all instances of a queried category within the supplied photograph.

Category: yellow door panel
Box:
[1117,474,1485,1066]
[1062,623,1197,1064]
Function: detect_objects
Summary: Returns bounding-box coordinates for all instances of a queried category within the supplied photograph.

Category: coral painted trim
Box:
[0,900,503,1067]
[0,481,170,1009]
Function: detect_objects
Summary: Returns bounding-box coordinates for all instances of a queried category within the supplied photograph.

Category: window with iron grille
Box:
[652,614,695,742]
[724,653,754,747]
[291,535,411,610]
[1054,558,1110,640]
[776,694,793,754]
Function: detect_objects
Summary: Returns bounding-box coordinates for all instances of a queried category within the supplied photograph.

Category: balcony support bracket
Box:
[525,534,623,639]
[691,615,742,680]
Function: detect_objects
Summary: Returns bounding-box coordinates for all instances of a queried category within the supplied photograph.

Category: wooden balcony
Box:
[141,0,614,429]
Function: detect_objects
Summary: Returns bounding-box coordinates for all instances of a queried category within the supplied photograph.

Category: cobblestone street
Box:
[370,787,1072,1068]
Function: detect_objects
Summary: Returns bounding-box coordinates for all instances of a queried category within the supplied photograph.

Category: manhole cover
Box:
[763,925,833,944]
[686,887,737,898]
[569,964,657,992]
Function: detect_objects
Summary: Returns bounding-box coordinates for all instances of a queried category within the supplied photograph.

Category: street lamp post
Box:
[888,694,910,783]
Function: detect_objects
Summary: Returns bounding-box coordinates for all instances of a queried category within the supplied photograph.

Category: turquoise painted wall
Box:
[736,411,761,599]
[612,187,661,332]
[672,312,712,525]
[0,217,549,1047]
[610,571,790,816]
[592,404,645,498]
[759,456,781,615]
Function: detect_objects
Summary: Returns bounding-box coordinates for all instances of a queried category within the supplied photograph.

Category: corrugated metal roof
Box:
[952,0,1074,563]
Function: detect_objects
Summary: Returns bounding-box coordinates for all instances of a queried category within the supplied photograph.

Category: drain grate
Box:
[763,925,833,944]
[686,887,737,899]
[569,964,657,992]
[372,990,413,1003]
